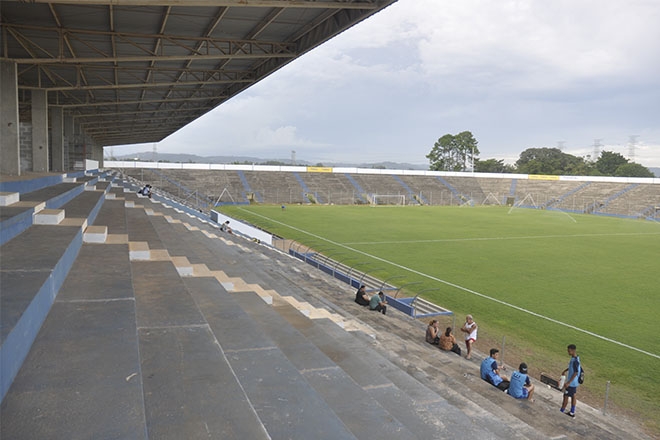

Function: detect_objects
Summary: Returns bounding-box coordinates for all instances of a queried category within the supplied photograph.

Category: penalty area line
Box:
[342,231,660,246]
[238,207,660,361]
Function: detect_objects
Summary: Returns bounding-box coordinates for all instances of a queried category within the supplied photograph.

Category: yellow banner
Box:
[528,174,560,181]
[306,166,333,173]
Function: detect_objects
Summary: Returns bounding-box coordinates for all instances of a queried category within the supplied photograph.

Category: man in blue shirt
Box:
[509,363,535,400]
[480,348,510,391]
[369,291,387,315]
[560,344,581,418]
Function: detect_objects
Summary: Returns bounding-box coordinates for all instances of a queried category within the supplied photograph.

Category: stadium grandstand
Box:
[115,163,660,220]
[1,1,658,439]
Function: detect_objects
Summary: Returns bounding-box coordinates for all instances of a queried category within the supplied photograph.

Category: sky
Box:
[111,0,660,168]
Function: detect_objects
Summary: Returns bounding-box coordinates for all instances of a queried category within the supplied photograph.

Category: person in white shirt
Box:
[460,314,478,359]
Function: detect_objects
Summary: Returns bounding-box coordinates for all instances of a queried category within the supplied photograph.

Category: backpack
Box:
[577,356,585,384]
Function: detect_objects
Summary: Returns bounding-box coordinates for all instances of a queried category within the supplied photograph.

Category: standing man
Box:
[560,344,581,418]
[460,315,478,359]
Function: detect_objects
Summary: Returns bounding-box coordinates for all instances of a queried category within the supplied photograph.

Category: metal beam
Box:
[57,95,226,108]
[79,114,195,126]
[3,24,297,64]
[10,52,296,65]
[14,1,380,9]
[19,78,252,91]
[150,6,228,109]
[73,106,210,118]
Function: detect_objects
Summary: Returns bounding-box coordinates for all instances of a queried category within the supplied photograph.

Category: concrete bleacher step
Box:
[83,225,108,243]
[33,208,65,225]
[0,225,83,400]
[0,178,109,245]
[0,192,20,206]
[0,243,147,440]
[182,277,357,440]
[132,264,270,440]
[265,296,532,439]
[0,178,114,400]
[230,289,418,440]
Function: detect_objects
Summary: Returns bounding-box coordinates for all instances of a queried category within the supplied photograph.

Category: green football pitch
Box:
[219,204,660,428]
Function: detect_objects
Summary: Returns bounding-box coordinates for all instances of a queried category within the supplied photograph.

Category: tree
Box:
[515,147,586,175]
[596,151,628,175]
[427,131,480,171]
[474,158,515,173]
[614,163,654,178]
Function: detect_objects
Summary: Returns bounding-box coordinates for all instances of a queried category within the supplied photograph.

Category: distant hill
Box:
[650,167,660,177]
[109,152,428,170]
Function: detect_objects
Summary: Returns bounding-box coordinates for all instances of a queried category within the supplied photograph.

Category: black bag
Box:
[578,366,585,384]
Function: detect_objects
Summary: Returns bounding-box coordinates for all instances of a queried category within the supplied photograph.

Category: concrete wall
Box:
[19,122,33,173]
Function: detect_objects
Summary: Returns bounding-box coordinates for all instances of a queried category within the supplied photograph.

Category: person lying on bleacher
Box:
[354,285,370,306]
[480,348,510,391]
[369,291,387,315]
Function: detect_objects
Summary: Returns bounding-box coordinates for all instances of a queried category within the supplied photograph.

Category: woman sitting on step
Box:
[439,327,462,356]
[426,319,440,345]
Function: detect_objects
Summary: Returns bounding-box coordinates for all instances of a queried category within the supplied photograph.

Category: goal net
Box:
[371,194,406,206]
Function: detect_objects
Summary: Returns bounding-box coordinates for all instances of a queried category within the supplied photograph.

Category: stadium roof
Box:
[1,0,396,146]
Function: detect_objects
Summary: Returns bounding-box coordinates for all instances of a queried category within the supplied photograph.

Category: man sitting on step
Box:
[355,285,370,306]
[220,220,233,234]
[369,291,388,315]
[480,348,510,391]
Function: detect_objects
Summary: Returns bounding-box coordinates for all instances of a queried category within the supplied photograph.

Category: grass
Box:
[219,204,660,432]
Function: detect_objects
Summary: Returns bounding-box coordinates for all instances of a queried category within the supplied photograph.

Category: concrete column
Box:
[31,90,49,172]
[1,60,20,175]
[92,142,103,168]
[51,107,64,171]
[64,113,74,171]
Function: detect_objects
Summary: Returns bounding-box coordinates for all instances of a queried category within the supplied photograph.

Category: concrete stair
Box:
[0,172,113,400]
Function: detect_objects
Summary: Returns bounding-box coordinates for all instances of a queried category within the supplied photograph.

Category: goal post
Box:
[371,194,406,206]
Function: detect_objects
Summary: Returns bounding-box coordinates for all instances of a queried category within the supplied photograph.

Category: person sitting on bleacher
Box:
[480,348,510,391]
[369,291,387,315]
[354,285,370,306]
[141,184,152,198]
[439,327,462,356]
[220,220,233,234]
[426,319,440,345]
[508,363,535,401]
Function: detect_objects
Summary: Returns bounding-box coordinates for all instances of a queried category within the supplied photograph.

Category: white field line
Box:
[239,208,660,361]
[343,231,660,246]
